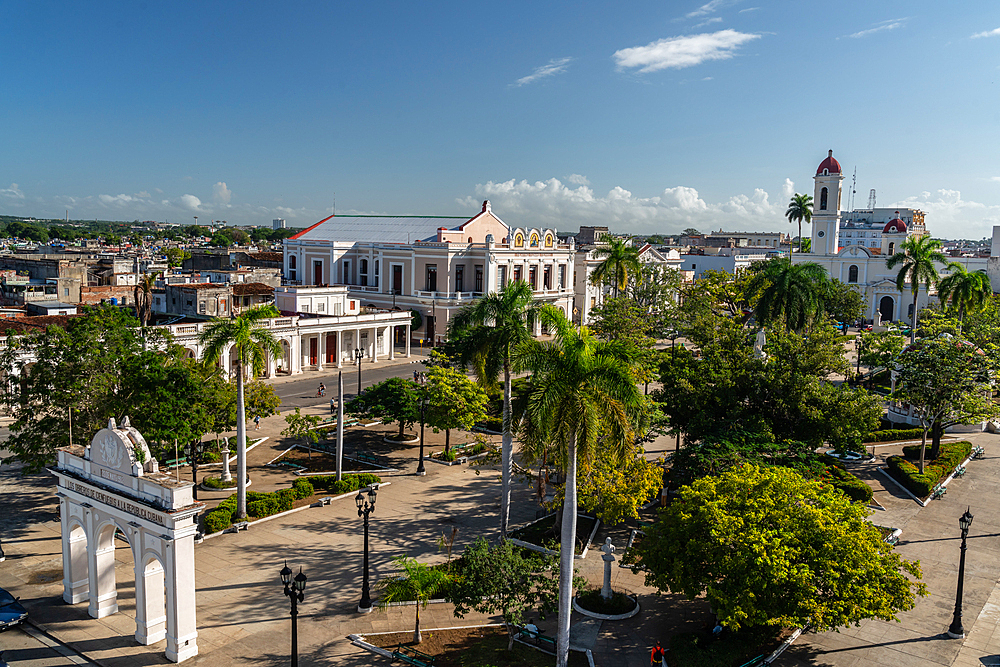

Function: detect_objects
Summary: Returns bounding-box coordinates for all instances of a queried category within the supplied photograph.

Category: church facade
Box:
[794,150,987,324]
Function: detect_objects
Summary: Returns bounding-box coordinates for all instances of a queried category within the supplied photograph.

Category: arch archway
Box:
[848,265,858,283]
[820,187,829,210]
[879,296,895,324]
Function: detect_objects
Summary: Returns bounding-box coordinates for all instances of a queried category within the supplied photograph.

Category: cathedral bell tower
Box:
[810,150,843,255]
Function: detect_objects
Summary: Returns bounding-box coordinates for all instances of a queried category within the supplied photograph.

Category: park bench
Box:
[355,451,387,466]
[736,655,767,667]
[391,644,436,667]
[163,457,189,469]
[931,484,947,500]
[973,446,986,460]
[955,465,967,477]
[515,625,556,651]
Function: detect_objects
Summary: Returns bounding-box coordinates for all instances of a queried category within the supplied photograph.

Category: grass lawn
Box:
[366,626,589,667]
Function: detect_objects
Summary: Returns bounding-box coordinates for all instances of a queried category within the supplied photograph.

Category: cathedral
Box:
[793,150,986,324]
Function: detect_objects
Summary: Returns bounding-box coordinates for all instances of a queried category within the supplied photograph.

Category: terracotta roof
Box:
[232,282,275,296]
[816,150,842,175]
[171,283,228,290]
[0,314,86,334]
[250,252,283,262]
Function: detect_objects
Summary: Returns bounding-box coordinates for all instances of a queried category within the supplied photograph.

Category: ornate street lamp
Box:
[354,347,365,395]
[356,484,379,613]
[948,507,975,639]
[855,335,863,378]
[185,441,205,500]
[280,561,308,667]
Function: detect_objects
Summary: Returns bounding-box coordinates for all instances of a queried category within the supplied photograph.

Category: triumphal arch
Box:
[50,418,204,662]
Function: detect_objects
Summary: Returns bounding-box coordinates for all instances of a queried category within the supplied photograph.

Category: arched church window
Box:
[888,242,895,255]
[848,265,858,283]
[820,187,828,211]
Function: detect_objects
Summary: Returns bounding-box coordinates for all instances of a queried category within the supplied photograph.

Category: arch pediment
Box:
[838,245,872,258]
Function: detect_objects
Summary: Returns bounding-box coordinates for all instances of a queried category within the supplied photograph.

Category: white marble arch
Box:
[52,418,204,663]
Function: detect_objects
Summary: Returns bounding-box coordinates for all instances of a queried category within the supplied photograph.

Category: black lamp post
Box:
[280,561,307,667]
[354,347,365,395]
[186,441,205,500]
[855,335,863,378]
[356,484,378,613]
[416,391,427,476]
[948,507,975,639]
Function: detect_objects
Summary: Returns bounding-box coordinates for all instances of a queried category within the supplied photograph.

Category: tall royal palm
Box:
[449,281,539,536]
[937,265,991,326]
[516,307,644,667]
[886,236,950,343]
[786,193,813,254]
[590,235,642,298]
[746,260,830,332]
[199,304,282,519]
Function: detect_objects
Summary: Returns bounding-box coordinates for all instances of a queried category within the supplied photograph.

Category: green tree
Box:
[886,236,951,342]
[375,557,452,644]
[891,337,996,469]
[345,377,419,438]
[937,265,992,326]
[516,306,644,667]
[626,464,927,631]
[0,305,215,470]
[858,329,906,371]
[134,271,159,328]
[746,261,830,332]
[448,538,563,650]
[449,281,539,536]
[587,297,658,388]
[282,408,321,451]
[242,380,281,423]
[824,279,865,324]
[590,235,642,298]
[198,304,283,519]
[425,365,489,452]
[165,247,191,268]
[576,440,663,526]
[786,193,813,254]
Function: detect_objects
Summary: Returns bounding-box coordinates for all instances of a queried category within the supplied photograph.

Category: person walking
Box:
[253,415,261,430]
[651,642,666,666]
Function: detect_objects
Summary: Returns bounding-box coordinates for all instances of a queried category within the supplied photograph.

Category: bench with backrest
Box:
[955,465,967,477]
[973,445,985,460]
[355,451,387,466]
[931,484,947,500]
[515,625,556,651]
[163,457,189,470]
[392,644,435,666]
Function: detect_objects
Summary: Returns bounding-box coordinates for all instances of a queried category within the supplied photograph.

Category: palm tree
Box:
[198,304,282,519]
[786,194,813,254]
[449,281,539,536]
[133,272,159,328]
[590,235,642,298]
[515,306,644,667]
[746,260,830,332]
[375,557,451,644]
[937,265,991,326]
[886,236,950,343]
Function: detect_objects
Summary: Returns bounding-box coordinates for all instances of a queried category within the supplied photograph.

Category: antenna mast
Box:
[849,168,857,212]
[867,189,876,210]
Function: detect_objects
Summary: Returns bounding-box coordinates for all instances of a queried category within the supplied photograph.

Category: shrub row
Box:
[865,428,925,443]
[887,441,972,498]
[201,474,380,534]
[201,476,236,489]
[825,465,874,503]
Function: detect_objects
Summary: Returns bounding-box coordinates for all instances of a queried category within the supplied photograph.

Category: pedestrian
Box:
[414,370,418,382]
[253,415,261,431]
[651,642,666,666]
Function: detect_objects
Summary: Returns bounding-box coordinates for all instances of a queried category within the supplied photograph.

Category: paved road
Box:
[270,352,428,410]
[0,624,91,666]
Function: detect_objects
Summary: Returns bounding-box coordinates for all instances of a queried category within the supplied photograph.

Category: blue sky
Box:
[3,1,1000,238]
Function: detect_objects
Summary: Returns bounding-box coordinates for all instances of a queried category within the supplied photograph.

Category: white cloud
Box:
[782,178,795,201]
[892,189,1000,239]
[972,27,1000,39]
[458,176,797,234]
[846,18,906,39]
[179,194,204,211]
[739,7,759,12]
[614,30,761,73]
[212,181,232,205]
[566,174,590,186]
[686,0,738,19]
[134,190,151,198]
[513,57,573,87]
[692,17,723,29]
[99,193,139,206]
[702,76,714,81]
[1,183,25,199]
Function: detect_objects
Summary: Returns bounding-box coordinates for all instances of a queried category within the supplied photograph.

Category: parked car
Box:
[0,587,27,630]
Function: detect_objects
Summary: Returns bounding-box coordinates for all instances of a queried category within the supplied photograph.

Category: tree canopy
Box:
[627,464,927,631]
[346,377,419,437]
[424,365,489,451]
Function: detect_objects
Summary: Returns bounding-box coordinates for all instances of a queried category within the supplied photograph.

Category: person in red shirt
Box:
[651,642,666,666]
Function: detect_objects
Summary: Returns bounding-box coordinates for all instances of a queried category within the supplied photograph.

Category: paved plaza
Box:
[5,384,1000,666]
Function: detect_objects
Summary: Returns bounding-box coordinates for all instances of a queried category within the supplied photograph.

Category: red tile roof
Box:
[232,282,275,296]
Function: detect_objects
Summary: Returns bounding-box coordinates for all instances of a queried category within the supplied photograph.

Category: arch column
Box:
[134,531,167,646]
[389,325,395,360]
[372,326,379,363]
[87,521,119,619]
[337,330,344,368]
[60,498,89,604]
[405,323,411,357]
[317,334,325,371]
[163,535,199,662]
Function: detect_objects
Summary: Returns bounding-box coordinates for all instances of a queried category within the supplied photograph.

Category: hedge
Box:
[865,428,925,443]
[825,465,874,503]
[887,441,972,498]
[201,474,380,534]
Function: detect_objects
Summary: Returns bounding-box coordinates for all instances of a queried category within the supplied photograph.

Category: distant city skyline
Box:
[3,1,1000,238]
